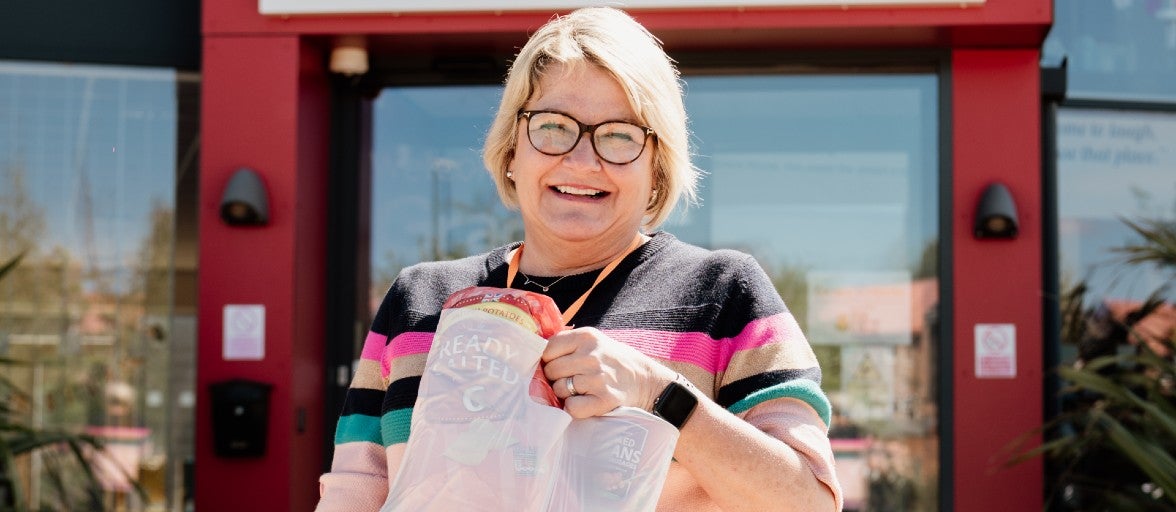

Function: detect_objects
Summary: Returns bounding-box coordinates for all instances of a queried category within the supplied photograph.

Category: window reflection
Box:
[370,71,941,512]
[680,73,940,512]
[1057,107,1176,357]
[1045,2,1176,102]
[1051,106,1176,511]
[0,61,196,512]
[370,86,522,305]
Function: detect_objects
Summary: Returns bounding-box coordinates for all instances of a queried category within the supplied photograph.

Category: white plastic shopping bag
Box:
[552,408,679,512]
[383,287,679,511]
[383,307,571,511]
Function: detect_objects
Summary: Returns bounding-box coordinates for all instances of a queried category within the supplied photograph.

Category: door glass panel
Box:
[677,73,940,512]
[371,71,941,512]
[0,61,197,512]
[1056,107,1175,359]
[370,86,522,304]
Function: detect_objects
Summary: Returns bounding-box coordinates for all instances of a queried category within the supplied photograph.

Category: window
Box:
[1045,2,1176,102]
[0,61,198,512]
[1057,107,1175,356]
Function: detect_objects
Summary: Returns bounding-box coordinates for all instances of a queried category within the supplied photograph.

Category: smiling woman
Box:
[364,45,943,512]
[320,7,841,512]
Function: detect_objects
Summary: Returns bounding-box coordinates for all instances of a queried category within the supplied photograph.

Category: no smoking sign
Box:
[974,323,1016,378]
[224,304,266,361]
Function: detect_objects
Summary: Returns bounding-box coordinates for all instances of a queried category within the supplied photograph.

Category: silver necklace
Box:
[517,271,570,293]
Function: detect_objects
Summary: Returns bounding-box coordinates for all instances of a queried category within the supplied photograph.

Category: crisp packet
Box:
[442,287,563,407]
[442,286,563,338]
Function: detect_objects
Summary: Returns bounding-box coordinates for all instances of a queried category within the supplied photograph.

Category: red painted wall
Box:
[951,48,1044,511]
[197,35,328,511]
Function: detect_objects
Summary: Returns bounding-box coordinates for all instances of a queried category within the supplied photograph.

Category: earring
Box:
[506,171,514,180]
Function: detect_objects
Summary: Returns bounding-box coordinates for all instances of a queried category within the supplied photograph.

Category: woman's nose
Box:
[562,132,601,170]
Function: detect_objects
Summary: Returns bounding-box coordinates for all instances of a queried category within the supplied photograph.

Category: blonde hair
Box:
[482,7,697,230]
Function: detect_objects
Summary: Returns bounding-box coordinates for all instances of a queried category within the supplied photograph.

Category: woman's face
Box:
[510,62,656,248]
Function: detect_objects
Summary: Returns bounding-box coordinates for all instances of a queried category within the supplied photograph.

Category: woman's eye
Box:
[599,129,636,143]
[539,122,574,133]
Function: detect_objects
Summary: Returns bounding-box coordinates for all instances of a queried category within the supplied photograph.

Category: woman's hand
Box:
[541,327,838,511]
[540,327,676,419]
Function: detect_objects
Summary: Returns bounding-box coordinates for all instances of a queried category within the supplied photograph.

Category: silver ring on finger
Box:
[565,376,579,396]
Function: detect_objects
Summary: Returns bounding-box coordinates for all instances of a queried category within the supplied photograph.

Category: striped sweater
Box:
[318,232,842,511]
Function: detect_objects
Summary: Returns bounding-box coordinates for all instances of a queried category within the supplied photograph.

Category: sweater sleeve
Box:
[317,257,474,511]
[715,255,830,426]
[740,398,844,511]
[316,327,392,511]
[317,280,408,511]
[715,255,841,505]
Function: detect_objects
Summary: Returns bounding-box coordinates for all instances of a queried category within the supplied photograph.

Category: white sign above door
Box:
[261,0,985,16]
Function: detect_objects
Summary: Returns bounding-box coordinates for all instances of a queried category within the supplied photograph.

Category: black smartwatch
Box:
[651,375,698,430]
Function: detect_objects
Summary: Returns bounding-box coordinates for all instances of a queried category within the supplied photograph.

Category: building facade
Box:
[3,1,1172,511]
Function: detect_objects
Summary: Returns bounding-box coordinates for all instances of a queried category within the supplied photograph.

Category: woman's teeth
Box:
[554,186,603,197]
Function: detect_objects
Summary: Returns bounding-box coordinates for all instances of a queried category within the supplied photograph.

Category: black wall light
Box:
[220,168,269,226]
[974,182,1019,239]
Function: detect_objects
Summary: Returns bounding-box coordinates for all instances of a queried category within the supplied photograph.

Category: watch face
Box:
[654,381,698,429]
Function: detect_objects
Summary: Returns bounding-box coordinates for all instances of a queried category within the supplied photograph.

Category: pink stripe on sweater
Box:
[605,312,803,374]
[360,331,434,362]
[359,331,388,362]
[387,332,435,358]
[718,312,806,365]
[366,313,802,376]
[360,331,434,379]
[381,332,434,378]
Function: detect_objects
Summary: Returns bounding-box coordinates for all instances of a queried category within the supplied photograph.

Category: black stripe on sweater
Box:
[380,376,421,413]
[338,388,384,417]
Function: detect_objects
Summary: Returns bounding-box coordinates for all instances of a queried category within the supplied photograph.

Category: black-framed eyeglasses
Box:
[518,110,655,165]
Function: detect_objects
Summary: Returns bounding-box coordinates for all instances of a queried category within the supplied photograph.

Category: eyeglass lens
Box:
[523,111,649,165]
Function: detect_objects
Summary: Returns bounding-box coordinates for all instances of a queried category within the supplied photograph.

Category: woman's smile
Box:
[552,184,607,199]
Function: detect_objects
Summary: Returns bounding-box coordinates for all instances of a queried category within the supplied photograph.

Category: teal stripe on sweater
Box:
[334,414,382,445]
[380,408,413,446]
[729,380,832,427]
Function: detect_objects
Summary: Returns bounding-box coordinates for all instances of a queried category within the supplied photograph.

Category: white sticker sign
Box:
[974,323,1015,378]
[224,304,266,361]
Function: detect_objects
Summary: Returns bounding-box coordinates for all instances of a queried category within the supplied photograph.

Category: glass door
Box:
[676,72,941,512]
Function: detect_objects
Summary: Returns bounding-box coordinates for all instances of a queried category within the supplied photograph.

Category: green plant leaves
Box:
[1095,408,1176,504]
[1009,214,1176,511]
[1117,217,1176,268]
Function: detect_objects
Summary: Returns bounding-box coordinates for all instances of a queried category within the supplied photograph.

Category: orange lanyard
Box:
[506,234,644,326]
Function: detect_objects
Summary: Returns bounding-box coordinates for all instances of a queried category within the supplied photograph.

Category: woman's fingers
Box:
[541,328,598,379]
[562,392,612,419]
[541,327,665,415]
[540,327,598,364]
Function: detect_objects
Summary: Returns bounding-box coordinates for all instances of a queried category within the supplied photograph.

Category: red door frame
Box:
[198,2,1050,510]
